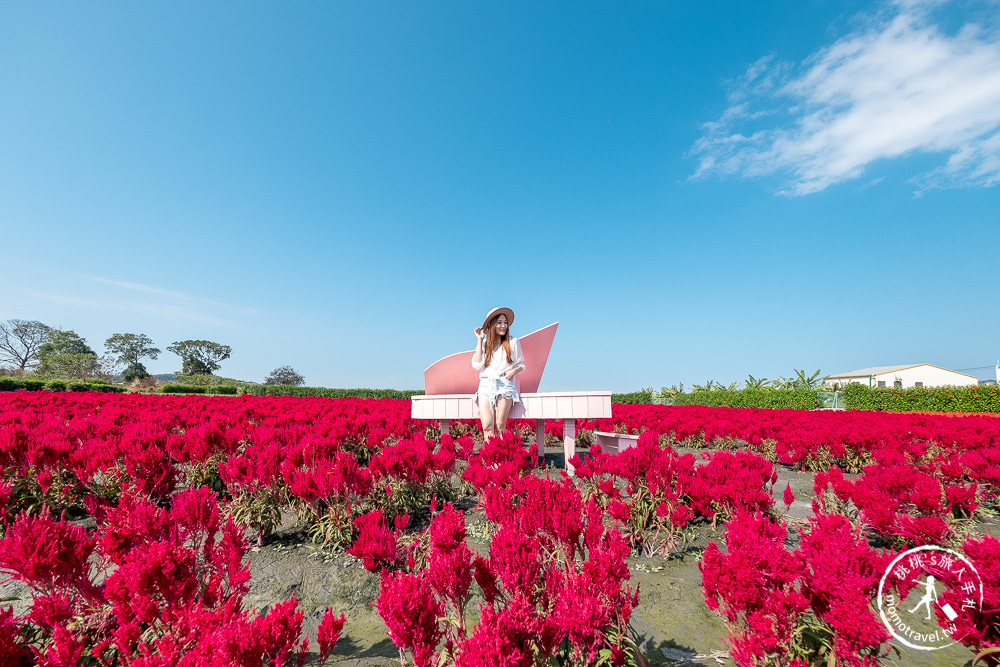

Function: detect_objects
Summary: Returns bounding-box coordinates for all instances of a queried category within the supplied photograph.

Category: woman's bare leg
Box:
[495,397,513,434]
[478,396,496,440]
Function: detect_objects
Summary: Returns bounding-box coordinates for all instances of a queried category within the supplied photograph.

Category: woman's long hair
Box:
[483,315,512,368]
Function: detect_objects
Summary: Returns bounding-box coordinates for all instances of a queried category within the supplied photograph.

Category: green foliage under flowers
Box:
[842,382,1000,412]
[45,380,67,391]
[5,466,86,518]
[675,388,820,409]
[244,385,424,399]
[182,452,228,496]
[228,488,284,547]
[305,501,357,552]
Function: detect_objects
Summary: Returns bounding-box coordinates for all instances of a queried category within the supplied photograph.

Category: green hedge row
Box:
[242,385,424,399]
[612,389,655,404]
[160,384,239,395]
[842,383,1000,412]
[674,388,820,409]
[0,377,125,393]
[161,384,208,394]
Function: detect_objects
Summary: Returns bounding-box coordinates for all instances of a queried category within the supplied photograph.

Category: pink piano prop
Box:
[410,323,611,475]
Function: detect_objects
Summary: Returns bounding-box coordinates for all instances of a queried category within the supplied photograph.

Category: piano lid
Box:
[423,322,558,395]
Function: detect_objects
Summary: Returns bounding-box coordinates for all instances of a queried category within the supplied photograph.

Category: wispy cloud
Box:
[28,276,257,328]
[30,291,233,328]
[88,276,257,315]
[690,0,1000,195]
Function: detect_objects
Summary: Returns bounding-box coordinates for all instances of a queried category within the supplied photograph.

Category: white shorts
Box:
[476,375,519,409]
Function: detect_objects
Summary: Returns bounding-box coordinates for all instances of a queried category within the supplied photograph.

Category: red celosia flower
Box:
[894,514,951,546]
[488,525,541,600]
[0,512,98,599]
[97,490,173,565]
[171,485,220,554]
[607,500,630,523]
[0,607,33,667]
[376,570,443,667]
[454,594,537,667]
[104,539,199,624]
[347,510,398,572]
[35,623,84,667]
[28,592,76,629]
[783,482,795,509]
[316,608,346,665]
[426,504,474,611]
[945,482,979,516]
[670,504,693,528]
[429,504,466,552]
[473,554,501,605]
[428,540,473,611]
[463,430,535,493]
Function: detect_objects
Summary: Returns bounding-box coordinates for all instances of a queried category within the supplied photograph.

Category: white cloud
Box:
[691,1,1000,195]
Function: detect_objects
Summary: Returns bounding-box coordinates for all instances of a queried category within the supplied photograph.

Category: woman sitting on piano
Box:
[472,306,525,441]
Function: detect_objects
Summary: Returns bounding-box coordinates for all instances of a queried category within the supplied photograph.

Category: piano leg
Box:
[562,418,576,476]
[439,419,450,436]
[535,419,544,453]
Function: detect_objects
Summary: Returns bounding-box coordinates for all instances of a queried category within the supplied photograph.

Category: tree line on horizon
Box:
[0,319,305,386]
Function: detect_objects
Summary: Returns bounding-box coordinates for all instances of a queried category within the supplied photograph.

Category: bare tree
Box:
[0,319,52,371]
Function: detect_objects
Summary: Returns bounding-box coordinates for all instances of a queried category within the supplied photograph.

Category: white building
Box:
[824,364,980,389]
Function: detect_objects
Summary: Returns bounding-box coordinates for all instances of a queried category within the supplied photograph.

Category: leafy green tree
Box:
[105,333,160,383]
[39,329,95,359]
[38,353,105,380]
[167,340,231,375]
[0,319,52,371]
[36,329,100,379]
[745,375,770,390]
[790,368,824,390]
[657,383,684,399]
[770,376,793,390]
[264,366,305,386]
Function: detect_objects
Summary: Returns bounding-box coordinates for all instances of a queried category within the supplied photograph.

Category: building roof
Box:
[826,364,979,380]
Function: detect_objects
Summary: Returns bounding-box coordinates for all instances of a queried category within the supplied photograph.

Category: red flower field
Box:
[0,393,998,666]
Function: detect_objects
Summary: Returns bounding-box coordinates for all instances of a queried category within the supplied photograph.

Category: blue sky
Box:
[2,0,999,391]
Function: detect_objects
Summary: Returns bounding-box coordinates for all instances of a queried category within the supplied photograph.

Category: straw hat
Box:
[481,306,514,331]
